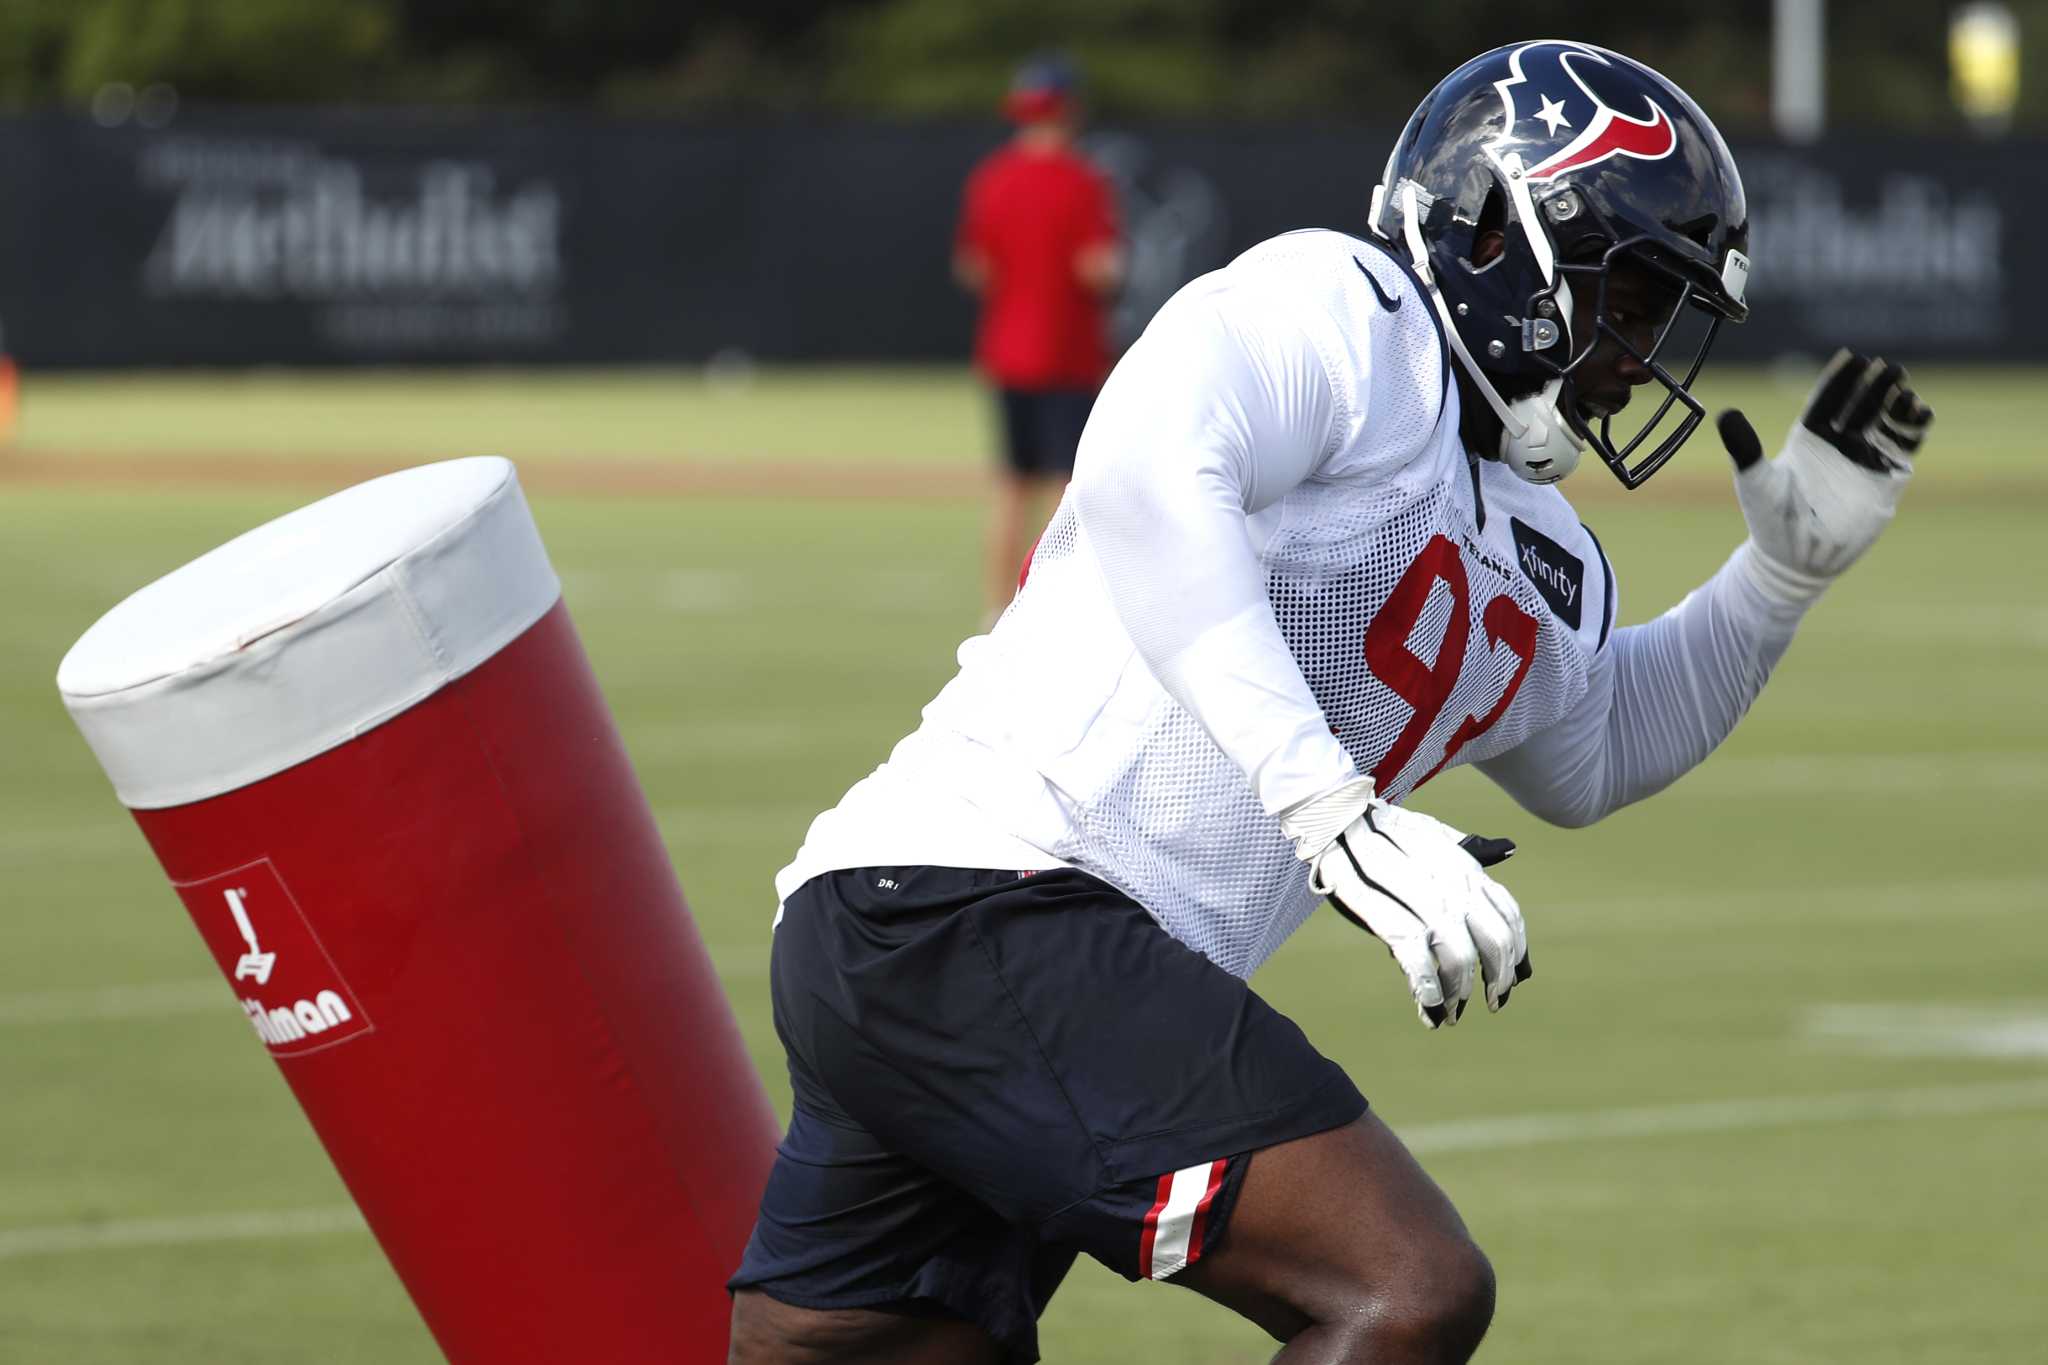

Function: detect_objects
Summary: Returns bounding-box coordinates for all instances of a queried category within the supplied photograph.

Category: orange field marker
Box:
[0,356,18,443]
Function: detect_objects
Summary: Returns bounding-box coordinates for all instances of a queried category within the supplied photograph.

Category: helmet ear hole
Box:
[1471,187,1507,269]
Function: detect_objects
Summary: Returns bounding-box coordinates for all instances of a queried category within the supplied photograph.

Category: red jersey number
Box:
[1363,534,1539,791]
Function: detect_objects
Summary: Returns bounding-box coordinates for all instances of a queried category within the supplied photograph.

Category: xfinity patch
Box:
[1509,517,1584,629]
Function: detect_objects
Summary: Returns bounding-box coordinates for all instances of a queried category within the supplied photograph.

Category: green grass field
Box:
[2,365,2044,1363]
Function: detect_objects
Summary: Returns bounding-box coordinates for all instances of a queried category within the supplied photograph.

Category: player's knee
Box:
[728,1289,866,1363]
[1312,1235,1493,1363]
[727,1290,788,1363]
[729,1289,991,1364]
[1369,1237,1496,1362]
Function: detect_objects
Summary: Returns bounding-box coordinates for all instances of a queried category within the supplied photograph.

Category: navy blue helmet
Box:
[1371,41,1750,488]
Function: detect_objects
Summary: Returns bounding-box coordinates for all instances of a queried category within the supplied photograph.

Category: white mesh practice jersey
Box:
[778,228,1809,978]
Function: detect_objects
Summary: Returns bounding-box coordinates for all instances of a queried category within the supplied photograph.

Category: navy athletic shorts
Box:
[727,865,1367,1362]
[996,387,1096,477]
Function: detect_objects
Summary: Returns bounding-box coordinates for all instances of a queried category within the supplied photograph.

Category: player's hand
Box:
[1281,779,1531,1029]
[1717,349,1931,603]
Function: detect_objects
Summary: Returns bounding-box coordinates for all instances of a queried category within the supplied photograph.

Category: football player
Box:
[729,40,1930,1365]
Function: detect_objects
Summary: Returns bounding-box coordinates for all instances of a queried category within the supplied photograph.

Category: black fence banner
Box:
[0,109,2026,368]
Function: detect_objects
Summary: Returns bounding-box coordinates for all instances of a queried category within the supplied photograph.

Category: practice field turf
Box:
[2,366,2043,1363]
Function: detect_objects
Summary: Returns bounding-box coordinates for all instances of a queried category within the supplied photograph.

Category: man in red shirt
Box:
[954,54,1124,617]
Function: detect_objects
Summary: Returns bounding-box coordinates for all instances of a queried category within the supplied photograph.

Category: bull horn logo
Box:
[1490,42,1679,185]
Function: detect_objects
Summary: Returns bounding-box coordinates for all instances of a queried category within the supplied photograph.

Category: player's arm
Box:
[1071,285,1526,1026]
[1075,240,1124,296]
[1068,286,1345,814]
[1480,351,1931,827]
[1072,171,1124,297]
[953,247,989,296]
[952,170,991,296]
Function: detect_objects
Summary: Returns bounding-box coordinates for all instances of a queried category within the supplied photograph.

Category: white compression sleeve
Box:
[1477,541,1813,827]
[1071,288,1361,816]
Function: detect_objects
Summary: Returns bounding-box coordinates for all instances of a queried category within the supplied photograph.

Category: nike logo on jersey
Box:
[1354,257,1402,312]
[1509,517,1585,629]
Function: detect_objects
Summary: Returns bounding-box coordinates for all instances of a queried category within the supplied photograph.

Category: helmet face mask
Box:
[1548,237,1720,488]
[1370,40,1750,490]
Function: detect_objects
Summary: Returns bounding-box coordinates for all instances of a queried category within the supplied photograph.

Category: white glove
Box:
[1717,349,1931,607]
[1280,778,1531,1029]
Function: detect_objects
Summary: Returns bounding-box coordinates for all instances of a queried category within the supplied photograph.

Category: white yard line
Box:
[653,569,748,613]
[1546,875,2047,924]
[1289,876,2047,945]
[2,800,816,870]
[559,566,960,614]
[4,1077,2045,1260]
[625,718,804,760]
[0,1206,364,1260]
[13,749,2038,873]
[1402,1078,2048,1154]
[556,568,747,613]
[0,979,225,1024]
[0,826,146,862]
[1666,751,2048,797]
[10,871,2038,1028]
[703,944,769,979]
[1804,1003,2048,1059]
[651,802,820,841]
[0,946,768,1028]
[1835,605,2048,648]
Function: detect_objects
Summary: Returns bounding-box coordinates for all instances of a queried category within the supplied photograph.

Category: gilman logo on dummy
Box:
[174,860,373,1057]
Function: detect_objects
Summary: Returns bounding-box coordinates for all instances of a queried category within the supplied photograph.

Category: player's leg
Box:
[1172,1114,1494,1362]
[737,863,1408,1359]
[726,1115,1014,1365]
[1025,385,1093,542]
[984,470,1033,617]
[1040,386,1096,480]
[728,868,1089,1362]
[728,1291,1000,1364]
[1019,471,1066,565]
[985,389,1039,615]
[725,1100,1034,1363]
[968,864,1483,1361]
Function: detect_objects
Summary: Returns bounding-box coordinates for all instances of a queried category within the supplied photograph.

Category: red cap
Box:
[1002,54,1079,124]
[1003,88,1071,123]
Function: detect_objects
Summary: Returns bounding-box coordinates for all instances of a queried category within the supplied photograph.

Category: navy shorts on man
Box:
[997,387,1096,477]
[728,865,1367,1362]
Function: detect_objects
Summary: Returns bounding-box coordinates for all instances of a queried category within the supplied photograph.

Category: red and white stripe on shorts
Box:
[1136,1157,1229,1280]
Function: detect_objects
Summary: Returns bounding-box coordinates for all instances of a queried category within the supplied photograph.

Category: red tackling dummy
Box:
[58,458,775,1362]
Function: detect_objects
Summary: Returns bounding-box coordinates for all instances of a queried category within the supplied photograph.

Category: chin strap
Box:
[1390,182,1527,441]
[1502,381,1582,484]
[1376,178,1583,485]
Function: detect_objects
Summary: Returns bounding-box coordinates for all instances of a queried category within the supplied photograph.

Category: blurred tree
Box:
[0,3,67,107]
[0,0,2038,133]
[0,0,397,105]
[820,0,1231,116]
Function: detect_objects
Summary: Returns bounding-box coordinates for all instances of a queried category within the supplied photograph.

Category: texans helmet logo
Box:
[1487,41,1677,183]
